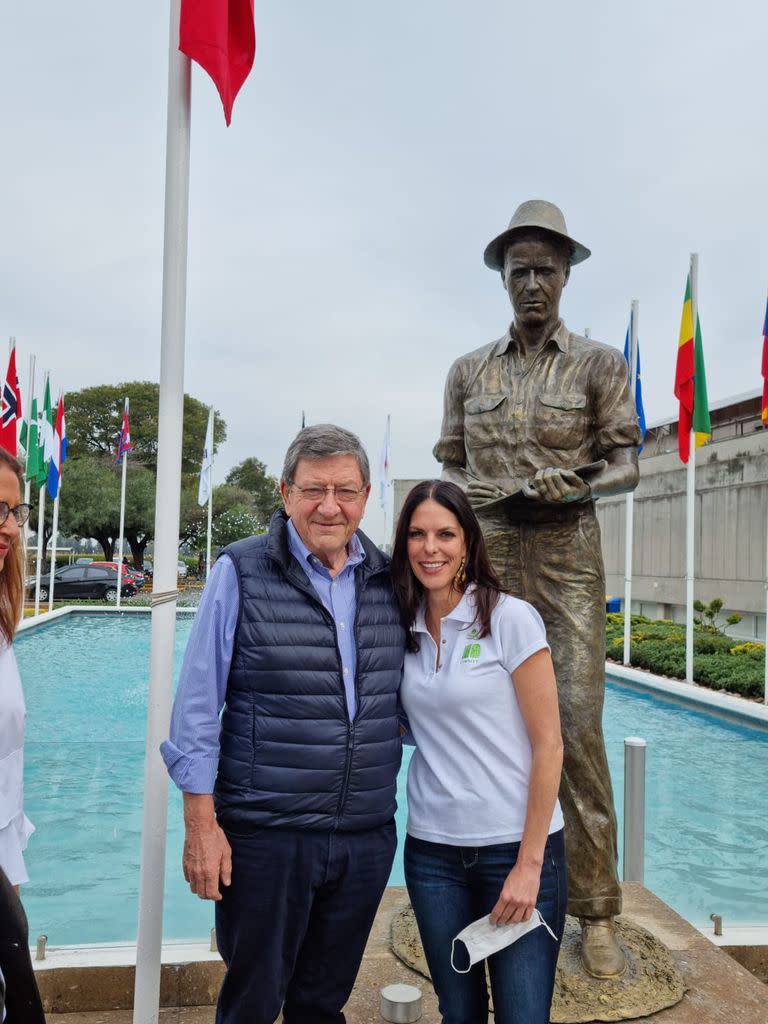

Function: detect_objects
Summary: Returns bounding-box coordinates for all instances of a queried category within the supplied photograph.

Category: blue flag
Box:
[623,328,646,452]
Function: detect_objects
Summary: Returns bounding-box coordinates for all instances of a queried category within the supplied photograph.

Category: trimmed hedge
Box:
[605,613,764,699]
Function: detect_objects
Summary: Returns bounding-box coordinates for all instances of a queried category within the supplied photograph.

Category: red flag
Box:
[117,409,132,465]
[761,296,768,427]
[180,0,256,126]
[0,346,21,456]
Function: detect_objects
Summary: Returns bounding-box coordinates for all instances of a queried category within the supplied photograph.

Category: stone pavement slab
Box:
[44,885,767,1024]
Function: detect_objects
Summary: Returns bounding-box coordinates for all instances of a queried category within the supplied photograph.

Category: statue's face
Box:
[502,236,570,327]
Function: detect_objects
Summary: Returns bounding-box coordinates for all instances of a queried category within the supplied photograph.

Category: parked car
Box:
[177,561,188,578]
[90,561,145,589]
[26,565,137,603]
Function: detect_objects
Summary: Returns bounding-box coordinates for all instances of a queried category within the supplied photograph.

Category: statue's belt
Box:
[478,499,596,528]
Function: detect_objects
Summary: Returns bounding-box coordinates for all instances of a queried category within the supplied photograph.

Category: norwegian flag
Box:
[0,345,21,455]
[117,405,132,465]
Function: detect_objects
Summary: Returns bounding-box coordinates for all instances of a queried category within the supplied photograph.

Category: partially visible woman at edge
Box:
[391,480,566,1024]
[0,447,45,1023]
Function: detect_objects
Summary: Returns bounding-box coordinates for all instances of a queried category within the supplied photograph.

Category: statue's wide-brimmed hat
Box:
[483,200,591,271]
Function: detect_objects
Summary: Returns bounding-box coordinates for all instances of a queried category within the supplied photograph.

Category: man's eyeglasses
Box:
[290,484,366,504]
[0,502,30,528]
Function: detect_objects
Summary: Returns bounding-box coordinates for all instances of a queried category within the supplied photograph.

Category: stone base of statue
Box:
[391,904,685,1022]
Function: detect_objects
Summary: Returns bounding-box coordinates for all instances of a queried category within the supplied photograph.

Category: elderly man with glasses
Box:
[162,424,404,1024]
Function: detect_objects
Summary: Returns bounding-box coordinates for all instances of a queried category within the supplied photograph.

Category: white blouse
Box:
[0,642,34,885]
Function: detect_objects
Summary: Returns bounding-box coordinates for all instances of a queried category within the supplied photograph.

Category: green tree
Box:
[26,484,55,565]
[693,598,742,633]
[57,458,121,560]
[225,457,281,529]
[179,484,258,551]
[65,382,226,473]
[123,464,157,568]
[58,382,227,562]
[211,506,263,549]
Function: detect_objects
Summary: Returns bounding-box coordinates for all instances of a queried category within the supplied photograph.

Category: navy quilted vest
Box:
[214,511,404,832]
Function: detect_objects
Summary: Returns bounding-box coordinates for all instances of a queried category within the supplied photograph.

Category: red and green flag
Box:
[761,295,768,427]
[674,273,711,463]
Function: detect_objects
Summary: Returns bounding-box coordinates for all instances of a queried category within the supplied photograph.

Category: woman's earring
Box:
[454,558,467,590]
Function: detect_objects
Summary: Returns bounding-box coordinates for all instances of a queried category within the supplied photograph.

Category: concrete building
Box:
[392,388,768,639]
[598,388,767,639]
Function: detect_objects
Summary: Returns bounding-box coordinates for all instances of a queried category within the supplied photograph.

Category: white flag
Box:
[378,414,391,509]
[198,407,214,506]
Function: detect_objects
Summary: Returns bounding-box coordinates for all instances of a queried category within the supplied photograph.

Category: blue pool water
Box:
[14,613,768,945]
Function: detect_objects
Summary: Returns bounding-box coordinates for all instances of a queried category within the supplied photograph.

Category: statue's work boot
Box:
[580,917,626,979]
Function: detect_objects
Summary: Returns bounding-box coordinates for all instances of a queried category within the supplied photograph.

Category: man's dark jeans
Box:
[404,829,567,1024]
[215,821,396,1024]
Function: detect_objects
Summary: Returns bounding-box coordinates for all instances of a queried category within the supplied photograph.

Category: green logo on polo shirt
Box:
[460,642,482,664]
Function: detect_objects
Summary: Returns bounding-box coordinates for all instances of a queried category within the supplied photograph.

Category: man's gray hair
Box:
[282,424,371,486]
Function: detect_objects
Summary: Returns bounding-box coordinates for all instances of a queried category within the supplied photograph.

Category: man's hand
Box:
[466,480,509,507]
[182,793,232,901]
[522,468,590,504]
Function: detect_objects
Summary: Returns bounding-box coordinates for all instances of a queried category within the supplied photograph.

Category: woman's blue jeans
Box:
[404,829,567,1024]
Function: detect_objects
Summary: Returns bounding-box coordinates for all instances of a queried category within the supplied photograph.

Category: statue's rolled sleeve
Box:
[591,348,642,456]
[433,357,467,467]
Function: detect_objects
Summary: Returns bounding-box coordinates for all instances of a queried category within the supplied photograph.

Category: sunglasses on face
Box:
[0,502,31,528]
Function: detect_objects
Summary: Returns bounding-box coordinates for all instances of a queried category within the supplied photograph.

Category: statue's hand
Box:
[521,468,591,503]
[466,480,508,508]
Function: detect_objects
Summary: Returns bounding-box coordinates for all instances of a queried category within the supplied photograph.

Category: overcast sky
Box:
[1,1,766,542]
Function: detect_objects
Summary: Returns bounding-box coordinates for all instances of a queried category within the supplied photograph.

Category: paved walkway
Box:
[44,885,768,1024]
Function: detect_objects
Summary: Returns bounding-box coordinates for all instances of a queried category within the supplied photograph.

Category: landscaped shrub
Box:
[605,612,764,699]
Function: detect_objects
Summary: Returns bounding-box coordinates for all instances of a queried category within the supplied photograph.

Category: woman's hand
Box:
[489,860,541,925]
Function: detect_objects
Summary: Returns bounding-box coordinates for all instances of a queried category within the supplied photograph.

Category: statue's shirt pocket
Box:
[534,392,587,449]
[463,393,507,449]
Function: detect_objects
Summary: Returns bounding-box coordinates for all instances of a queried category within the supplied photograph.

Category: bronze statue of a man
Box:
[434,200,641,978]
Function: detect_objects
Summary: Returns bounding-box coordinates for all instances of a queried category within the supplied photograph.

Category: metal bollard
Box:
[210,927,218,953]
[710,913,723,936]
[35,935,48,961]
[623,737,646,883]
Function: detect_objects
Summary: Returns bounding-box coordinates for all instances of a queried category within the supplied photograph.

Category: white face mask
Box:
[451,910,557,974]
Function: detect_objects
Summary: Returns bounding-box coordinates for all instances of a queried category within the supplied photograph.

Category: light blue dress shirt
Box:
[160,520,366,794]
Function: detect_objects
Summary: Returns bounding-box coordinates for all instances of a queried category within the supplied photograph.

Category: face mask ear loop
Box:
[450,938,472,974]
[536,909,558,941]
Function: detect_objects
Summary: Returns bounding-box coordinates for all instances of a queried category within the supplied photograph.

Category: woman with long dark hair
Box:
[391,480,566,1024]
[0,446,45,1023]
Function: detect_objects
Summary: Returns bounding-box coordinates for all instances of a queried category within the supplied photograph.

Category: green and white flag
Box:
[42,377,56,462]
[24,397,39,483]
[37,378,54,487]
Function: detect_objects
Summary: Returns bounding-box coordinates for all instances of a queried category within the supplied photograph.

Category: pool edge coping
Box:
[606,662,768,728]
[17,604,197,634]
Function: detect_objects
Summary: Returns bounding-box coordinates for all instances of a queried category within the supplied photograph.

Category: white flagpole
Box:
[22,355,35,541]
[685,254,699,685]
[33,484,46,617]
[133,1,191,1019]
[205,407,214,579]
[379,413,391,548]
[116,397,129,610]
[765,469,768,701]
[48,487,60,613]
[623,301,639,665]
[19,355,35,628]
[33,371,48,617]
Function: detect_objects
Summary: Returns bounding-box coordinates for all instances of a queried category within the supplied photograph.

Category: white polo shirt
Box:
[401,586,564,846]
